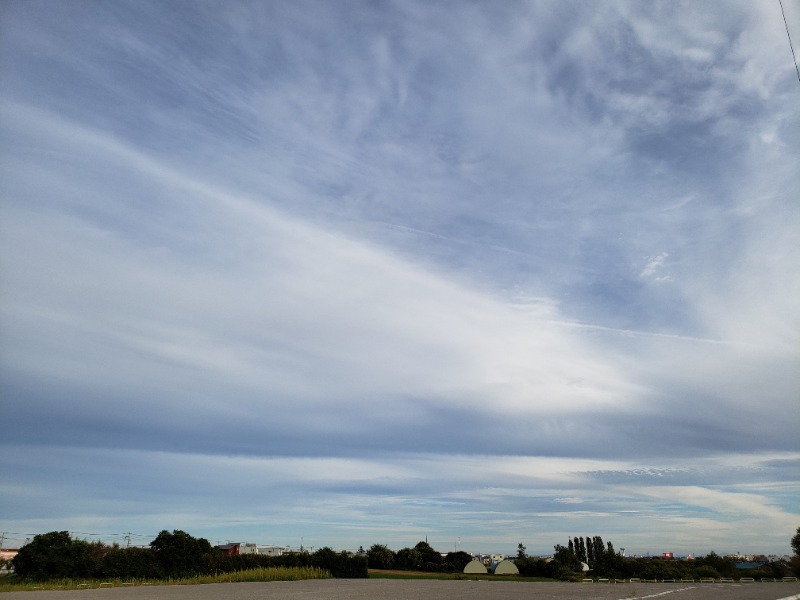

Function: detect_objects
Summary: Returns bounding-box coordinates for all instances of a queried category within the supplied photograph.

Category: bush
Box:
[311,547,367,578]
[693,565,721,579]
[696,551,735,578]
[269,552,311,569]
[100,547,162,579]
[791,556,800,577]
[515,556,548,577]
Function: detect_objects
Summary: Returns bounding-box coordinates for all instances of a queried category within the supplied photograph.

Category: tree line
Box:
[515,533,800,581]
[10,535,476,582]
[365,541,472,572]
[10,527,800,582]
[10,530,367,581]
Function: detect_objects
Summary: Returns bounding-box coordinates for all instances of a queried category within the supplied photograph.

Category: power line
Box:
[0,530,158,546]
[778,0,800,85]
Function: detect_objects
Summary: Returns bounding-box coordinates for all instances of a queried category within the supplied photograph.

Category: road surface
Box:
[3,579,799,599]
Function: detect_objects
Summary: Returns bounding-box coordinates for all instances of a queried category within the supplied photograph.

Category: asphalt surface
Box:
[2,580,799,600]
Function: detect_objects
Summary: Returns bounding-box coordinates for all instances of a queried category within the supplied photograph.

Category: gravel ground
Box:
[2,580,799,600]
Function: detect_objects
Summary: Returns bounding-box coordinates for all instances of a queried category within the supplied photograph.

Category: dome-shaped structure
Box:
[463,559,488,574]
[492,559,519,575]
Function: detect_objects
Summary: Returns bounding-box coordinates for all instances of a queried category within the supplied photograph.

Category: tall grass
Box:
[190,566,329,584]
[0,566,330,592]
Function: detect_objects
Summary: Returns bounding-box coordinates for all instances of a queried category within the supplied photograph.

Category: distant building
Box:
[216,543,241,556]
[0,549,18,562]
[0,549,18,576]
[214,542,283,557]
[662,552,673,559]
[239,543,259,555]
[735,561,768,570]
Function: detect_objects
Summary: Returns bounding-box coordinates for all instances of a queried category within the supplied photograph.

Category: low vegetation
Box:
[0,565,329,592]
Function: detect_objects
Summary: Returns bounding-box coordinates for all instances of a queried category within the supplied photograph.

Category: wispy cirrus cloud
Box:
[1,0,798,555]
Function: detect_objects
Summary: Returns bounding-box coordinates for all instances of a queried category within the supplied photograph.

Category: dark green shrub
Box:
[693,565,721,579]
[101,547,162,579]
[515,556,548,577]
[311,547,367,578]
[443,551,472,572]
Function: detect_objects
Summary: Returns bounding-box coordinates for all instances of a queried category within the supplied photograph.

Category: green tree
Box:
[791,527,800,577]
[577,537,586,563]
[593,536,605,565]
[589,536,605,572]
[11,531,97,580]
[311,547,337,573]
[585,535,594,566]
[443,551,472,572]
[366,544,395,569]
[395,547,422,570]
[517,543,526,560]
[414,541,442,571]
[149,530,212,578]
[549,544,582,579]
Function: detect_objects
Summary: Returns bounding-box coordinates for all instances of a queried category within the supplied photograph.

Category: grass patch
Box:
[0,566,330,592]
[185,566,330,584]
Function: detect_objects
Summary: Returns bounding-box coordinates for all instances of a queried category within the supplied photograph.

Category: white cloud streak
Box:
[1,0,798,556]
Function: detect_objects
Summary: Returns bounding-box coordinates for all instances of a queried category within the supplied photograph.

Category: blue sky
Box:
[1,0,798,557]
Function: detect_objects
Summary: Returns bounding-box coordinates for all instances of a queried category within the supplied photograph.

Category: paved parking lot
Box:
[3,580,799,600]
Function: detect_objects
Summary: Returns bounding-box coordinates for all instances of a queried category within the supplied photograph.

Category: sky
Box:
[1,0,798,558]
